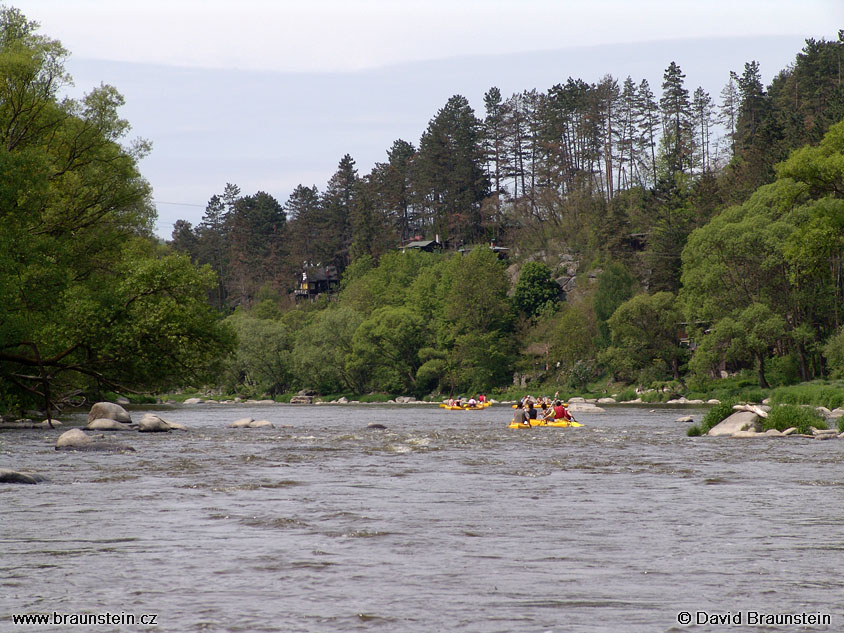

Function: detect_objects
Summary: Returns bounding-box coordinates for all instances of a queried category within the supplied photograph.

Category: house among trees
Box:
[294,265,340,301]
[401,238,442,253]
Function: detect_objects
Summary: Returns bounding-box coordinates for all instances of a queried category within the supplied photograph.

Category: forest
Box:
[1,5,844,413]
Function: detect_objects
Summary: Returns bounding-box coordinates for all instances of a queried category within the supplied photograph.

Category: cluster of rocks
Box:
[54,402,189,453]
[0,418,62,429]
[182,397,279,405]
[706,404,844,439]
[228,417,274,429]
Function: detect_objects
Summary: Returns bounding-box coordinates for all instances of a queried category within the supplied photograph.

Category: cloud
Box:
[24,0,843,72]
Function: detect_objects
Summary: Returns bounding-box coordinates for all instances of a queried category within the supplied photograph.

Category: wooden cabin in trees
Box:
[401,239,442,253]
[294,265,340,302]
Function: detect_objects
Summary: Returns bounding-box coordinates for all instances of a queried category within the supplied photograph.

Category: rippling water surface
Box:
[2,403,844,632]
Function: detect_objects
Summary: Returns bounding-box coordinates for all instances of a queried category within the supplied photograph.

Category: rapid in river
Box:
[2,403,842,632]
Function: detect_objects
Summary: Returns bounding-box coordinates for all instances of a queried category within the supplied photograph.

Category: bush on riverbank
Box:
[763,405,827,435]
[687,399,740,436]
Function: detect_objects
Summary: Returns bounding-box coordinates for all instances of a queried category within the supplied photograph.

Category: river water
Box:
[2,403,843,632]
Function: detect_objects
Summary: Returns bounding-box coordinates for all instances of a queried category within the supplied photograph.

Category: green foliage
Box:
[604,291,687,383]
[443,247,513,336]
[549,302,598,377]
[291,306,364,394]
[700,399,739,433]
[349,306,428,394]
[593,262,634,347]
[769,382,844,410]
[413,94,489,245]
[222,310,293,396]
[823,327,844,379]
[512,261,560,319]
[614,387,638,402]
[763,405,826,435]
[0,10,236,412]
[449,331,515,394]
[567,360,596,390]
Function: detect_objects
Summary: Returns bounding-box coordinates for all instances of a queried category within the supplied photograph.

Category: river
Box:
[2,403,843,632]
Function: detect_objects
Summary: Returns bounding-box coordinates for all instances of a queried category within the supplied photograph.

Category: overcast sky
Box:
[24,0,842,72]
[18,1,844,236]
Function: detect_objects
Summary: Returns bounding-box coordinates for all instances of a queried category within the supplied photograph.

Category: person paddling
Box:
[553,400,572,421]
[512,402,529,427]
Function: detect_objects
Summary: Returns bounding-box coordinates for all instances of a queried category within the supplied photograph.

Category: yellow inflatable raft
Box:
[508,418,583,429]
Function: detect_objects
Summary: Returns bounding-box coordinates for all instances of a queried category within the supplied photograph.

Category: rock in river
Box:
[0,469,48,484]
[87,418,134,431]
[138,413,188,432]
[55,428,135,452]
[707,411,762,436]
[88,402,132,424]
[228,418,274,429]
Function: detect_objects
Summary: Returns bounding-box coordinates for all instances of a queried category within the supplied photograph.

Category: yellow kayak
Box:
[441,402,492,410]
[508,418,583,429]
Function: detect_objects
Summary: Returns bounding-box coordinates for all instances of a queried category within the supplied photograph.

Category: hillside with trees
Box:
[1,5,843,411]
[165,29,844,401]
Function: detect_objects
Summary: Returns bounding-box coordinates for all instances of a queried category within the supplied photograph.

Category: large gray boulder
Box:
[55,428,135,452]
[228,418,274,429]
[567,402,605,413]
[138,414,171,432]
[0,469,48,484]
[138,413,187,432]
[87,418,133,431]
[708,411,762,436]
[88,402,131,424]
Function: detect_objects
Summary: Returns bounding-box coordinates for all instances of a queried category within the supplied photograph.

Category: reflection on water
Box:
[2,404,842,632]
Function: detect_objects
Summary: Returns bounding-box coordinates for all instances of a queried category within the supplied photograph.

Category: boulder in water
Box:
[55,428,135,452]
[0,469,48,484]
[87,418,133,431]
[707,411,762,436]
[88,402,132,424]
[228,418,274,429]
[138,413,187,432]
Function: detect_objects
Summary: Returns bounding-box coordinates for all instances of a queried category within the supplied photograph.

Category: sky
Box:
[18,0,844,237]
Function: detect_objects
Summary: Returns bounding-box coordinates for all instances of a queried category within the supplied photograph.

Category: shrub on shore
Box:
[763,405,827,435]
[698,399,739,434]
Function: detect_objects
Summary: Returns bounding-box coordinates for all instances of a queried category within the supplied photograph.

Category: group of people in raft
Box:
[445,394,487,408]
[512,392,573,425]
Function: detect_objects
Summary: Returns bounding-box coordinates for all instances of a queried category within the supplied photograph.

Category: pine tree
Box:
[284,184,321,271]
[595,74,620,201]
[614,76,639,191]
[482,86,506,208]
[227,191,287,306]
[691,87,715,174]
[320,154,358,270]
[659,61,694,178]
[718,71,740,161]
[373,139,416,242]
[413,95,488,245]
[634,79,660,188]
[197,194,230,311]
